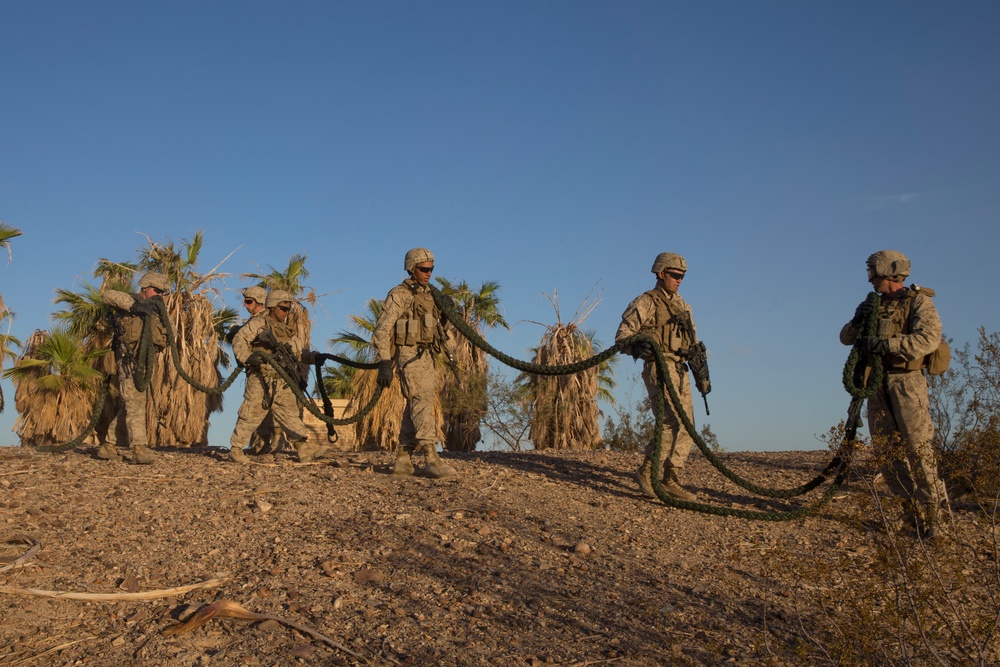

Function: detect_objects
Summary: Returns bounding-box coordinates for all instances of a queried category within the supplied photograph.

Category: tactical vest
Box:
[121,296,167,351]
[394,282,440,348]
[251,317,297,353]
[639,289,695,355]
[876,286,948,373]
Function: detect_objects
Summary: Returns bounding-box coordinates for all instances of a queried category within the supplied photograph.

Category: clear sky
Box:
[2,1,998,451]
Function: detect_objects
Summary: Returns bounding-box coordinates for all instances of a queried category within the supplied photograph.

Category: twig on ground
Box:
[0,577,226,600]
[162,599,381,662]
[0,534,41,573]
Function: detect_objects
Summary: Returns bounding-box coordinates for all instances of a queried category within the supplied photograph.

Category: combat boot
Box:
[296,441,331,463]
[229,446,249,464]
[661,467,697,502]
[391,448,415,476]
[422,443,456,479]
[131,445,156,465]
[633,457,657,498]
[96,442,121,461]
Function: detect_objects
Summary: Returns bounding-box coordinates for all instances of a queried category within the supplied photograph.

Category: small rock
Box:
[573,541,592,555]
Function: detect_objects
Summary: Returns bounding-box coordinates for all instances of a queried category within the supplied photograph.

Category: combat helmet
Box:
[242,286,267,305]
[138,272,170,292]
[651,252,687,274]
[404,247,434,273]
[866,250,910,282]
[266,289,296,308]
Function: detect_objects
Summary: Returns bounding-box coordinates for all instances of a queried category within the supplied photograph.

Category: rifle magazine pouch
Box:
[422,313,436,343]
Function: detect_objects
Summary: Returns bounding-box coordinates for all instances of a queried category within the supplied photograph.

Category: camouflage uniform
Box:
[100,272,169,464]
[618,288,698,456]
[229,291,318,462]
[616,252,701,500]
[373,281,441,448]
[372,248,455,478]
[841,251,948,533]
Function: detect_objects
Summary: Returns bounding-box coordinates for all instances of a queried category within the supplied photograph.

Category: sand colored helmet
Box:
[266,289,296,308]
[242,286,267,305]
[651,252,687,274]
[866,250,910,281]
[138,272,169,292]
[404,247,435,273]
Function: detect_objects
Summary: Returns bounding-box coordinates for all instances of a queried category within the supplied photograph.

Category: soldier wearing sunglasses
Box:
[616,252,705,502]
[97,271,170,465]
[372,247,456,479]
[229,289,326,464]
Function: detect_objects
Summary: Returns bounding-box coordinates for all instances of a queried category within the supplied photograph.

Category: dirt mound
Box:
[0,446,879,665]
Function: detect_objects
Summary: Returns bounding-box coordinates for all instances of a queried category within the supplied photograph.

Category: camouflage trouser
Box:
[642,359,695,470]
[106,367,149,449]
[230,372,309,449]
[397,346,438,451]
[867,370,948,511]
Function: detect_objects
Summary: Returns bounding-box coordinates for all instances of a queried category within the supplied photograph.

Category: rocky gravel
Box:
[0,444,979,666]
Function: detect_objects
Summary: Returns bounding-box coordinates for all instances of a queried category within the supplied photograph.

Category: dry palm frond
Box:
[528,290,603,450]
[148,292,222,446]
[162,599,364,659]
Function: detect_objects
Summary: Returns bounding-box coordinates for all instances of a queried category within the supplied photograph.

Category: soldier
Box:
[98,271,170,464]
[616,252,705,501]
[228,289,325,464]
[372,248,456,478]
[840,250,949,537]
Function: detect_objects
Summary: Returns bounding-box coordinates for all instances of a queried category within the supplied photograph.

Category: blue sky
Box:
[2,1,998,451]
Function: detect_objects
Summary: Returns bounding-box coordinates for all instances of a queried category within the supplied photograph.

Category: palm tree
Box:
[3,328,106,446]
[0,222,22,264]
[435,277,510,451]
[0,307,21,413]
[526,291,617,451]
[0,222,23,412]
[133,232,229,446]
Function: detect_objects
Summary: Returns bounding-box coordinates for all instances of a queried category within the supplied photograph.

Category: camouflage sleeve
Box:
[839,321,859,346]
[890,293,942,361]
[102,290,136,312]
[372,284,411,362]
[232,314,267,365]
[615,293,653,344]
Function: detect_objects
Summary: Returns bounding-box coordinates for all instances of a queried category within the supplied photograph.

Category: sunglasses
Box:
[243,298,256,305]
[415,266,434,274]
[665,271,685,280]
[276,305,291,312]
[150,287,166,295]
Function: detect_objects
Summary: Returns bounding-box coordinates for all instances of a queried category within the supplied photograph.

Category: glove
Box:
[863,337,890,355]
[851,301,874,328]
[243,353,263,370]
[629,341,655,361]
[376,360,394,388]
[129,301,157,316]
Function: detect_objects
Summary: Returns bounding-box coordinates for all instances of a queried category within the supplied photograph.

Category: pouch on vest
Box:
[395,319,420,346]
[422,313,436,343]
[925,340,951,376]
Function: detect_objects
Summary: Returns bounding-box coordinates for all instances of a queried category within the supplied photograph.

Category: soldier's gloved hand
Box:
[244,354,263,370]
[629,341,655,361]
[851,301,875,328]
[376,360,394,388]
[129,301,157,316]
[863,337,890,355]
